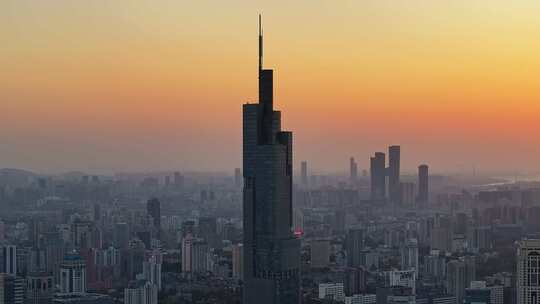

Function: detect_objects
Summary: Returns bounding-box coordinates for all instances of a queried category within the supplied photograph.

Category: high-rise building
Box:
[417,165,429,206]
[198,217,218,249]
[232,243,244,280]
[235,168,242,187]
[181,235,208,274]
[142,251,162,290]
[147,198,161,240]
[173,171,184,189]
[446,257,476,304]
[3,245,17,276]
[26,272,54,304]
[464,281,504,304]
[401,238,418,271]
[385,270,416,295]
[350,157,358,185]
[59,253,86,294]
[344,267,367,296]
[114,223,130,249]
[346,229,365,267]
[517,239,540,304]
[301,161,308,187]
[310,239,330,268]
[400,182,416,209]
[370,152,386,200]
[242,16,301,304]
[2,274,24,304]
[319,283,345,302]
[388,146,401,204]
[124,280,158,304]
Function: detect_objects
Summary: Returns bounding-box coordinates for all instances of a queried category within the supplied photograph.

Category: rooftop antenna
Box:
[258,14,263,72]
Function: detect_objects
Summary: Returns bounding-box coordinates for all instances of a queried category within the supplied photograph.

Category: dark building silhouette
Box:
[388,145,401,204]
[350,157,358,185]
[417,164,429,205]
[301,161,308,187]
[346,228,365,267]
[242,16,301,304]
[147,198,161,240]
[235,168,242,187]
[370,152,386,200]
[173,171,184,189]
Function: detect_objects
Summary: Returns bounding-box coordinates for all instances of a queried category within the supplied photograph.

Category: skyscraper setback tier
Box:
[242,16,301,304]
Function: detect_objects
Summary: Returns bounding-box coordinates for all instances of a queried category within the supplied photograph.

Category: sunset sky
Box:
[1,1,540,175]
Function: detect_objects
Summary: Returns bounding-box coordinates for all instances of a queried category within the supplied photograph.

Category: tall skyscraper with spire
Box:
[242,16,301,304]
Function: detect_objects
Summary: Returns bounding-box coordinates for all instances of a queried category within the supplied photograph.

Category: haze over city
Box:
[2,1,540,174]
[3,2,540,304]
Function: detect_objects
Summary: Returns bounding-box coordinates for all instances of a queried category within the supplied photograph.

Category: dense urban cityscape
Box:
[3,4,540,304]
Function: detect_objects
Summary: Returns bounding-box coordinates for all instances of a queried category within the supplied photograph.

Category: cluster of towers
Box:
[370,146,429,207]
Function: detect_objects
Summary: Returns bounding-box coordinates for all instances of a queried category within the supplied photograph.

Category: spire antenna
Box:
[258,14,263,72]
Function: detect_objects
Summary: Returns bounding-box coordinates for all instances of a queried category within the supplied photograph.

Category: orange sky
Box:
[1,1,540,174]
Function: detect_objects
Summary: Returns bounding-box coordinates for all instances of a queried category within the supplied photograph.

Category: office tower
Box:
[181,235,209,274]
[26,272,54,304]
[164,175,171,188]
[417,165,429,205]
[242,16,301,304]
[147,198,161,240]
[3,245,17,276]
[235,168,242,187]
[60,253,87,294]
[181,235,194,273]
[310,239,330,268]
[173,171,184,189]
[114,223,130,249]
[446,257,476,304]
[400,182,416,209]
[301,161,308,187]
[2,274,24,304]
[319,283,345,302]
[124,280,158,304]
[93,203,101,222]
[344,267,367,296]
[232,244,244,280]
[350,157,358,185]
[370,152,386,200]
[388,145,401,204]
[198,217,218,248]
[518,239,540,304]
[401,238,418,271]
[28,247,47,274]
[71,220,96,249]
[346,229,365,267]
[385,270,416,294]
[142,251,162,290]
[464,281,504,304]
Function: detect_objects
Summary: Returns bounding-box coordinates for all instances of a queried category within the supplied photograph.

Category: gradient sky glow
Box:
[2,1,540,174]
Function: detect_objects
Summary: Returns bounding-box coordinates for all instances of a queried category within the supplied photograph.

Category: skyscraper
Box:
[350,157,358,186]
[235,168,242,187]
[417,164,429,206]
[370,152,386,200]
[517,239,540,304]
[60,253,87,294]
[147,198,161,240]
[400,238,418,271]
[242,16,301,304]
[388,145,400,204]
[301,161,308,187]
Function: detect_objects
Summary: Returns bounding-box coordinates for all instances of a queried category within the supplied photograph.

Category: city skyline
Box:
[2,1,540,174]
